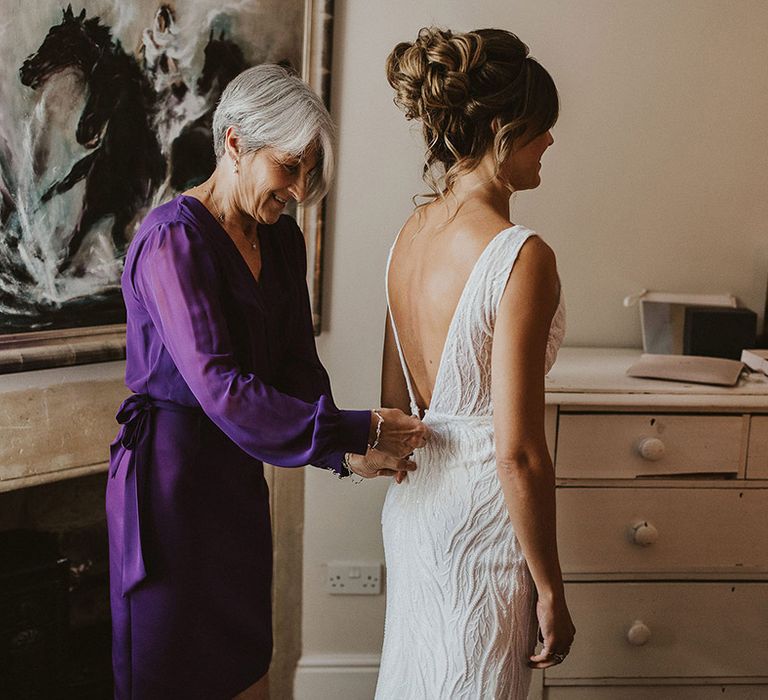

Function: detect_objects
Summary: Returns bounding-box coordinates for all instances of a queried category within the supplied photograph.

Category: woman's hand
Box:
[370,408,428,459]
[347,450,417,479]
[528,593,576,669]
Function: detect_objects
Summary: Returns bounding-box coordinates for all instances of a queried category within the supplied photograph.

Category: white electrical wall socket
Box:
[326,561,382,595]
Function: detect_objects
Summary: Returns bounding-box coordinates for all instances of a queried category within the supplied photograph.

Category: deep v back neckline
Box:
[386,224,521,417]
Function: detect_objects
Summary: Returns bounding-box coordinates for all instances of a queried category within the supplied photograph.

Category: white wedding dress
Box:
[375,225,566,700]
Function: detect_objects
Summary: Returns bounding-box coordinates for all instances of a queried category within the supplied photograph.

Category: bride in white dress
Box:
[373,27,576,699]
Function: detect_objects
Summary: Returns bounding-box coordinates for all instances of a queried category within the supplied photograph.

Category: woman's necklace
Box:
[206,187,259,251]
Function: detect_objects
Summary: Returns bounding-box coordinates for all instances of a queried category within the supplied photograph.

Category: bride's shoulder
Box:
[391,204,432,244]
[513,230,557,267]
[504,234,560,307]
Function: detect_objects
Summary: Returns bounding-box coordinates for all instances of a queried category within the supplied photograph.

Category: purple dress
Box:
[106,195,370,699]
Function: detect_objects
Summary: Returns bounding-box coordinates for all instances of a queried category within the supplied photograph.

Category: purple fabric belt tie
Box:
[110,394,201,596]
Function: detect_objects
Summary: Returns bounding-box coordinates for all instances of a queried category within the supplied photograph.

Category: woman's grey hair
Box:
[212,64,335,204]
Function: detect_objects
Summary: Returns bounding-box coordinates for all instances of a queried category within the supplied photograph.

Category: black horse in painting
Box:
[168,31,248,191]
[20,5,165,273]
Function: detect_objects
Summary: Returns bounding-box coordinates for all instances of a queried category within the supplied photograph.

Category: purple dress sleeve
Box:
[275,220,361,473]
[133,220,370,471]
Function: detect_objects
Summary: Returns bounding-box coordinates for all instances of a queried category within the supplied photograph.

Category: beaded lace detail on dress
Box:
[375,225,566,700]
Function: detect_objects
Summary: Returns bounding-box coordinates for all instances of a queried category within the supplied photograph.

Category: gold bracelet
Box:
[369,410,384,451]
[343,453,364,484]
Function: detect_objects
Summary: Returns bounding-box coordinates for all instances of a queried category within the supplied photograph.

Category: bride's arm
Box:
[490,236,575,668]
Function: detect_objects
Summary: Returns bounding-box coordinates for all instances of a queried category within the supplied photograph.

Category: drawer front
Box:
[747,416,768,479]
[544,686,768,699]
[556,413,744,478]
[557,487,768,573]
[547,582,768,680]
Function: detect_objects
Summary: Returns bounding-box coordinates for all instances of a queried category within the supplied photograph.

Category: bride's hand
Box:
[347,450,417,479]
[370,408,428,458]
[528,594,575,669]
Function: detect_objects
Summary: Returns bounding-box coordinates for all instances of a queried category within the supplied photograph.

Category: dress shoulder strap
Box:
[385,230,421,417]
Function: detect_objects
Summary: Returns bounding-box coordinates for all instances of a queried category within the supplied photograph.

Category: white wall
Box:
[297,1,768,697]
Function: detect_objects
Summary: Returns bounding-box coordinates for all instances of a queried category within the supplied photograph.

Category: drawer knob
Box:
[631,520,659,546]
[636,437,665,461]
[627,620,651,646]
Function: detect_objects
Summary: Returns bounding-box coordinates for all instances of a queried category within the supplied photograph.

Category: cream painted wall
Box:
[299,0,768,694]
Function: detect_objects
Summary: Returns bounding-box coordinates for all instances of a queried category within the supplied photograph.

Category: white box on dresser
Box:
[529,348,768,700]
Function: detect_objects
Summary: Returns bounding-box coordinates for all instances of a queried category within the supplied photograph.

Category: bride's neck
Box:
[447,156,512,218]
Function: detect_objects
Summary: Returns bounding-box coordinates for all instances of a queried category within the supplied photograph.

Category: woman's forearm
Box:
[496,450,565,600]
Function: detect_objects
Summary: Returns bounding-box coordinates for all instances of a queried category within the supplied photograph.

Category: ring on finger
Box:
[550,652,566,663]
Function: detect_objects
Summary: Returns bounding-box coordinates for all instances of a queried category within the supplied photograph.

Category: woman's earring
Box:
[233,159,239,175]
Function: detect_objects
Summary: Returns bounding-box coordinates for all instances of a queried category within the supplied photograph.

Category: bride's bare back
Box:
[385,201,515,412]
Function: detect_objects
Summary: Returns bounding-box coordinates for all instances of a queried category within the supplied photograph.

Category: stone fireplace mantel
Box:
[0,359,302,697]
[0,361,129,493]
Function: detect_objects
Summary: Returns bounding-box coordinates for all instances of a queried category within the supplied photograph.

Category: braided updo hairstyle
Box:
[386,27,558,197]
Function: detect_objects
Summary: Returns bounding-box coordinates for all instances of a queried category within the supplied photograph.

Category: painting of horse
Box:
[0,0,309,337]
[20,6,166,273]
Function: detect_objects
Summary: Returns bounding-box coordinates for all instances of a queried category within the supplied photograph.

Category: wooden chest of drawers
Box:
[530,349,768,700]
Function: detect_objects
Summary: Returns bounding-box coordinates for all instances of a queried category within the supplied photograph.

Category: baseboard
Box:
[294,653,381,700]
[294,654,543,699]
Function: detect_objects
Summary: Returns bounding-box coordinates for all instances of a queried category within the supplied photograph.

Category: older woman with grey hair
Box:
[106,64,426,699]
